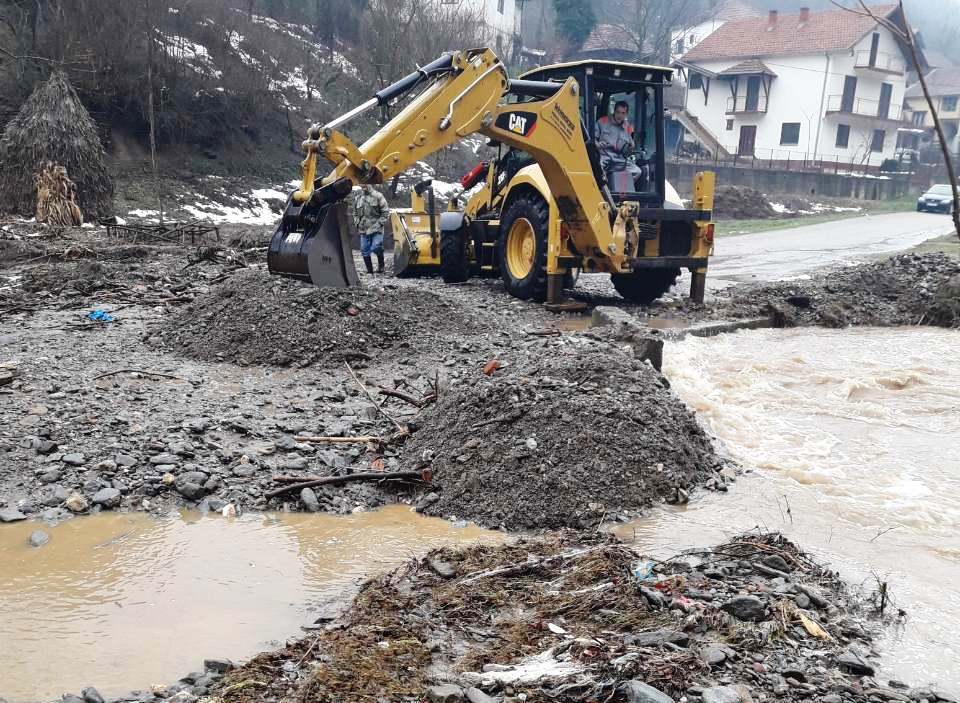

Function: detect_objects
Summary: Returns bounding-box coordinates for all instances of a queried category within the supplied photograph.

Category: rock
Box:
[65,492,89,513]
[91,487,122,508]
[150,452,181,465]
[721,595,767,622]
[61,695,84,703]
[621,681,675,703]
[822,696,842,703]
[701,686,744,703]
[42,485,69,506]
[0,508,26,522]
[415,492,440,513]
[203,658,234,674]
[426,684,465,703]
[37,439,58,454]
[838,648,875,676]
[61,453,86,466]
[300,487,321,512]
[701,645,727,666]
[167,693,198,703]
[793,593,811,609]
[465,688,496,703]
[428,557,458,578]
[28,530,50,547]
[639,586,666,609]
[624,629,689,648]
[762,554,791,572]
[175,471,209,500]
[115,453,137,467]
[39,468,62,483]
[81,687,105,703]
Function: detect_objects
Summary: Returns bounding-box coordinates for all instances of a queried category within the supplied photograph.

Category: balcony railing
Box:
[826,94,903,121]
[855,50,906,75]
[726,94,768,114]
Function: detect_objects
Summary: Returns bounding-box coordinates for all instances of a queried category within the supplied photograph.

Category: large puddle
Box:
[0,506,503,702]
[617,326,960,693]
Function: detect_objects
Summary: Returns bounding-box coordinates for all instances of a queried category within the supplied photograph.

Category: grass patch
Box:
[716,196,917,237]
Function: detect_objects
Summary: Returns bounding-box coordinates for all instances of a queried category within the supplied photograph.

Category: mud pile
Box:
[711,185,776,220]
[151,268,493,367]
[211,531,941,703]
[719,253,960,328]
[402,342,724,529]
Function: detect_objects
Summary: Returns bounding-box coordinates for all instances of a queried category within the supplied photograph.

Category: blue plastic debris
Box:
[87,309,115,323]
[632,560,656,581]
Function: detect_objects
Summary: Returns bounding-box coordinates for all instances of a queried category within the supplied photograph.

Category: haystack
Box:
[0,71,113,220]
[35,161,83,226]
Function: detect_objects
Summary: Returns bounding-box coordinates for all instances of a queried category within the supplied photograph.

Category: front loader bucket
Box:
[268,200,360,288]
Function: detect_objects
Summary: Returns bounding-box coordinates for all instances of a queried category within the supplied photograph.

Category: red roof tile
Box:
[682,4,897,62]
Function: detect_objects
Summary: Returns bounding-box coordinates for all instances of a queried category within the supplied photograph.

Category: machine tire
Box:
[611,268,680,305]
[498,193,549,301]
[440,226,471,283]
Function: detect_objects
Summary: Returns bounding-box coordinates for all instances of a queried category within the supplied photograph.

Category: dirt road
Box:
[708,211,955,286]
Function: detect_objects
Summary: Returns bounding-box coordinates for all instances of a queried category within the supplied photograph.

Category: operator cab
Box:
[519,60,672,207]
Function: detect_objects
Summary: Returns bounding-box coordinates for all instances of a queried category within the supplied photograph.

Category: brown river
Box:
[1,326,958,700]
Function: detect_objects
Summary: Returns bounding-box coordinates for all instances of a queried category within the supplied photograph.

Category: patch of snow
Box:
[157,32,222,79]
[128,209,160,218]
[769,202,792,214]
[114,216,127,225]
[180,187,287,225]
[252,187,287,201]
[473,649,583,685]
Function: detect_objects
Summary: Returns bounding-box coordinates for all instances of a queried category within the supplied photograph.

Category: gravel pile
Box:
[150,268,494,367]
[719,253,960,328]
[403,341,724,529]
[712,185,776,220]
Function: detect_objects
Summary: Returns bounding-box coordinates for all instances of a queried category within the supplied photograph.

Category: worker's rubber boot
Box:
[376,251,385,273]
[363,255,374,274]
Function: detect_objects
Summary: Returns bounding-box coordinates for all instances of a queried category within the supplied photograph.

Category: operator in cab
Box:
[595,100,643,189]
[353,184,390,274]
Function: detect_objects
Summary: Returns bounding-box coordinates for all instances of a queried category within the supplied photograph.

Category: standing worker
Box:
[353,184,390,274]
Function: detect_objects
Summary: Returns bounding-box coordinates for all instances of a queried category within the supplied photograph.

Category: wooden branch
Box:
[346,362,408,435]
[265,470,426,500]
[378,387,434,407]
[294,435,384,444]
[93,368,183,381]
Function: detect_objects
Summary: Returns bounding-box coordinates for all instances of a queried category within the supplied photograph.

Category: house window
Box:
[943,96,958,111]
[836,123,850,148]
[688,34,696,46]
[726,119,734,131]
[497,0,504,13]
[676,39,685,55]
[912,111,927,127]
[780,123,801,146]
[871,129,886,153]
[690,73,703,90]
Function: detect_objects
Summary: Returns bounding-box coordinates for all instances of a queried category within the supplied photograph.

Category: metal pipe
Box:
[322,97,378,132]
[440,63,506,131]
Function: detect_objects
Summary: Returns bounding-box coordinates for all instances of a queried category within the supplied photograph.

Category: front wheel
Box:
[611,268,680,304]
[498,193,549,301]
[440,226,471,283]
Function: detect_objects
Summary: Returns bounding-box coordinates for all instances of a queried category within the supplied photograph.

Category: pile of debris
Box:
[210,531,944,703]
[711,186,776,220]
[718,253,960,328]
[402,341,725,529]
[151,268,495,368]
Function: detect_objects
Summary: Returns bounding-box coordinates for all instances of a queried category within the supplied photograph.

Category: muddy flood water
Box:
[618,326,960,693]
[0,506,503,702]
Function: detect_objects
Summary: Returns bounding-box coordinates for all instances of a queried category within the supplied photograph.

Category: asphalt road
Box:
[707,211,955,286]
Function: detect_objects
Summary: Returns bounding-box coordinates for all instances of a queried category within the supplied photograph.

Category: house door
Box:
[738,125,757,156]
[841,76,857,113]
[868,32,880,66]
[745,76,762,112]
[878,82,892,119]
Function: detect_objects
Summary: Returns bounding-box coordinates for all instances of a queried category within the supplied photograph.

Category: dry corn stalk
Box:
[35,160,83,226]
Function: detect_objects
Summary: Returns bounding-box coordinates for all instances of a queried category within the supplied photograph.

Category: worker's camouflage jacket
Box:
[353,188,390,235]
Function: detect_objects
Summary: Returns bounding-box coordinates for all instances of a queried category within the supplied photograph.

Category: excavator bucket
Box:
[268,196,360,288]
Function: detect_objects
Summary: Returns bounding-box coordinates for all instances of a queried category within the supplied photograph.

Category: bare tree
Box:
[600,0,711,64]
[831,0,959,240]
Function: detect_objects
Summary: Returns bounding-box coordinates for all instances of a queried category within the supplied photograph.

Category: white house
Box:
[461,0,522,58]
[669,0,759,66]
[676,4,918,169]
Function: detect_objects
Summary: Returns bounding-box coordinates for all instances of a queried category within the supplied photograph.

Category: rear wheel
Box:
[611,268,680,305]
[498,194,549,301]
[440,226,471,283]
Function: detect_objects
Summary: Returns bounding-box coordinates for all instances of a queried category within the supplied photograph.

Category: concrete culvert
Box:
[403,341,725,529]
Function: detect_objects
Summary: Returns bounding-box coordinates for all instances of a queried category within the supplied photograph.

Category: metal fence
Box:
[673,145,898,174]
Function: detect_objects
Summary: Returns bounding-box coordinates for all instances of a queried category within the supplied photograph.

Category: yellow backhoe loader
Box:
[268,48,715,305]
